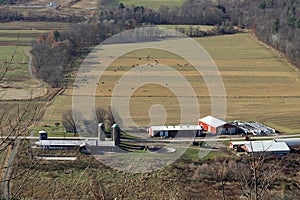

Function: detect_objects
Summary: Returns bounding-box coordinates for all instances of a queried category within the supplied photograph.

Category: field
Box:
[119,0,185,9]
[71,0,98,8]
[38,33,300,134]
[0,21,71,30]
[11,0,182,9]
[0,21,72,100]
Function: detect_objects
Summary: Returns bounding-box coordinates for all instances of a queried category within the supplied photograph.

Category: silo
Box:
[39,130,48,140]
[98,123,106,142]
[112,124,120,146]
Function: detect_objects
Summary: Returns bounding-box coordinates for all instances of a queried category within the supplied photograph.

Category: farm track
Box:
[25,49,42,87]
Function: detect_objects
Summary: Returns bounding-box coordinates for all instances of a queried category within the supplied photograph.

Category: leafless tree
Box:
[106,106,122,128]
[231,143,284,200]
[95,107,107,124]
[62,109,83,136]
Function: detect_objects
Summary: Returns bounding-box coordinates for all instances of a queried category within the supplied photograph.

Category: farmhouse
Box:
[198,116,238,134]
[148,125,203,137]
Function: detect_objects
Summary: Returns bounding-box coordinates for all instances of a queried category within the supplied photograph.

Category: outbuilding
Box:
[198,116,238,134]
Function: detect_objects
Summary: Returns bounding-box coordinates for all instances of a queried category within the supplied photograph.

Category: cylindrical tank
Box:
[98,123,106,142]
[112,124,120,146]
[39,130,48,140]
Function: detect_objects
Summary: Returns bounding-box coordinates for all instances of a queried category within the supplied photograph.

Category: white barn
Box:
[242,140,290,155]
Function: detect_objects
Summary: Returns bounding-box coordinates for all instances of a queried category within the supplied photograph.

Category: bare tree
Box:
[95,107,107,123]
[106,106,122,128]
[232,144,284,200]
[62,109,83,136]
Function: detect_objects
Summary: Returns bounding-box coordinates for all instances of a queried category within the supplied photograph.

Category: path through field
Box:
[25,49,42,87]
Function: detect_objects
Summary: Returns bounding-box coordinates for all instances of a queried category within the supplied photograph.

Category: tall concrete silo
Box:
[112,124,120,146]
[98,123,106,142]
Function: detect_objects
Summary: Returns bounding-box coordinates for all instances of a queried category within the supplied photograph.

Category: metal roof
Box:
[243,140,290,153]
[230,141,249,145]
[274,138,300,147]
[198,116,227,128]
[36,140,115,147]
[150,125,202,131]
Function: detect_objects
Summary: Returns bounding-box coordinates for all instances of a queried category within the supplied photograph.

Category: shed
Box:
[242,140,290,155]
[198,116,238,134]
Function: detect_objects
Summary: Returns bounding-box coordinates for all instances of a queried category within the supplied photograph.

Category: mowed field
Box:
[40,33,300,134]
[0,21,72,100]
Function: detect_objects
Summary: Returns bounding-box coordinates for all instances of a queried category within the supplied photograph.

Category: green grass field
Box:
[0,21,72,100]
[0,46,30,83]
[39,33,300,134]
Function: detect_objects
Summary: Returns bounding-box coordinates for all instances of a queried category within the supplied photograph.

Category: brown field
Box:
[40,33,300,134]
[0,21,72,30]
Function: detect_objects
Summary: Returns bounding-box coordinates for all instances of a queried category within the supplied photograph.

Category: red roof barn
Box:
[198,116,238,134]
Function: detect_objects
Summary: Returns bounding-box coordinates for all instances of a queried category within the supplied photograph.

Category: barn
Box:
[274,138,300,147]
[198,116,238,134]
[242,140,290,155]
[148,125,203,137]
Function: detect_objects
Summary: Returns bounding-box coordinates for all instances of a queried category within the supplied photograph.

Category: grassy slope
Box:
[39,33,300,134]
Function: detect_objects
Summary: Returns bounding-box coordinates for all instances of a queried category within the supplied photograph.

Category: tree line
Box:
[97,0,230,27]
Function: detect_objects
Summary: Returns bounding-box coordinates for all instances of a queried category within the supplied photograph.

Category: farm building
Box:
[36,139,98,150]
[198,116,238,134]
[242,140,290,155]
[274,138,300,147]
[148,125,203,137]
[36,124,120,151]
